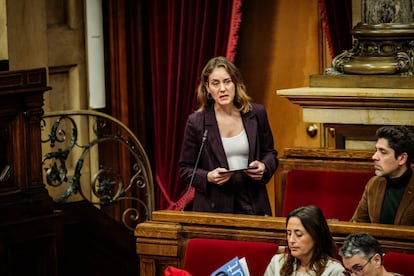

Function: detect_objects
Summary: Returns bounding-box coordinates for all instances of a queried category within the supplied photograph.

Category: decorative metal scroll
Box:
[41,110,154,231]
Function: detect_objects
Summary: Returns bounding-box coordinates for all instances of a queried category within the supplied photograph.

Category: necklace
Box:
[294,270,313,276]
[294,258,314,276]
[295,264,314,276]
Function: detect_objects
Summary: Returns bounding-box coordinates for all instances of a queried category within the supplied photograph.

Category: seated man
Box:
[352,125,414,225]
[339,232,401,276]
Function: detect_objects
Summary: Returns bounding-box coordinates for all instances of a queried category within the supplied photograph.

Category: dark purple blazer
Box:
[179,103,278,215]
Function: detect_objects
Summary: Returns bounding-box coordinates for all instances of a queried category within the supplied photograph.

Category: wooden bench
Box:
[282,169,374,220]
[183,238,279,276]
[274,148,374,216]
[135,210,414,275]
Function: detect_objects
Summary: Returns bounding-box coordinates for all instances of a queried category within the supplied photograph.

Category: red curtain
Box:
[319,0,353,58]
[147,0,242,209]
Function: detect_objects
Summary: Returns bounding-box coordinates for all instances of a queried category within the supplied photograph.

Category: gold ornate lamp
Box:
[330,0,414,75]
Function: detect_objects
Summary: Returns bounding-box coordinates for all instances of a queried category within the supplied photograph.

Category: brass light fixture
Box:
[329,0,414,75]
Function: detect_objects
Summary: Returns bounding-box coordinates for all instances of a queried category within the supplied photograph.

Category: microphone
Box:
[181,129,208,211]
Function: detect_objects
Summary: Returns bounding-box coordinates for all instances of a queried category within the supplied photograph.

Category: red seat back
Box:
[183,238,278,276]
[383,252,414,275]
[283,169,374,221]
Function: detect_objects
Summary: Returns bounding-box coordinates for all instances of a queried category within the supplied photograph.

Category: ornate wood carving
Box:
[0,68,62,276]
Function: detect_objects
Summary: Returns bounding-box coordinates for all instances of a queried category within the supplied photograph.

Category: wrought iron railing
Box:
[41,110,154,231]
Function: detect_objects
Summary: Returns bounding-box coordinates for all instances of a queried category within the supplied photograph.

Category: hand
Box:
[207,168,232,185]
[244,161,266,180]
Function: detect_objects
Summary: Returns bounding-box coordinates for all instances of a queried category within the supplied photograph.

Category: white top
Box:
[264,254,344,276]
[221,129,249,170]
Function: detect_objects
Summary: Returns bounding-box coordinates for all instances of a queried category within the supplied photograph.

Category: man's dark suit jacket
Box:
[179,103,278,215]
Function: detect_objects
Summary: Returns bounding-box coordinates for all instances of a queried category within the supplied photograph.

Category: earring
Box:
[207,92,213,100]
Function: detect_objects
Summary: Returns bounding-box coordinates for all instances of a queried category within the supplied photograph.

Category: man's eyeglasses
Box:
[343,255,373,276]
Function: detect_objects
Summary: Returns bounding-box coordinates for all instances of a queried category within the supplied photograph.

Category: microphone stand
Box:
[181,129,208,211]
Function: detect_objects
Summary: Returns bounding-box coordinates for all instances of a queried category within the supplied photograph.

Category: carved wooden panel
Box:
[0,68,63,276]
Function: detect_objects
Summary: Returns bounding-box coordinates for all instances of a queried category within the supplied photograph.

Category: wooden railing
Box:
[135,210,414,276]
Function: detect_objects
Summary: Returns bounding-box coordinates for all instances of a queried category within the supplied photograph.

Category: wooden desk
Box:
[135,210,414,276]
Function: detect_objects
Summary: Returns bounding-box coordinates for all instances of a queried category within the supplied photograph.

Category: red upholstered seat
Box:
[383,252,414,275]
[183,238,278,276]
[283,169,374,221]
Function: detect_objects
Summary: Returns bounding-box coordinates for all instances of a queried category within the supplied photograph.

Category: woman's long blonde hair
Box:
[196,56,251,113]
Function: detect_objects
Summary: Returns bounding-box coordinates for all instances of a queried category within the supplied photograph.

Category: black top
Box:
[380,168,412,224]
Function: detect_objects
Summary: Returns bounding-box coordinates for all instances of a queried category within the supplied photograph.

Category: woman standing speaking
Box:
[179,56,278,215]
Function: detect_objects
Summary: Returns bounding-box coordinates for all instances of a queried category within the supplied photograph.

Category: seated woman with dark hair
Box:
[264,205,344,276]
